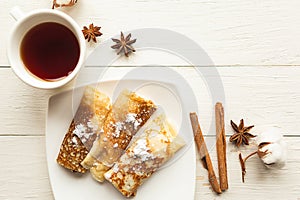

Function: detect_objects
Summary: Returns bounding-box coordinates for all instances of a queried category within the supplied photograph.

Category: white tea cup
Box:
[7,7,86,89]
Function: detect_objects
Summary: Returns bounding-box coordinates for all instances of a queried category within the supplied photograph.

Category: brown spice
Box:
[215,103,228,191]
[190,112,222,194]
[230,119,255,147]
[111,32,137,57]
[82,24,102,43]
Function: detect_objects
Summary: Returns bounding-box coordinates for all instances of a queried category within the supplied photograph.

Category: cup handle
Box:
[10,7,25,21]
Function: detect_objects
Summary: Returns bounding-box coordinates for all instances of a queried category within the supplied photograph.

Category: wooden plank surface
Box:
[0,136,53,199]
[0,136,298,199]
[1,1,300,199]
[2,0,300,66]
[1,66,300,136]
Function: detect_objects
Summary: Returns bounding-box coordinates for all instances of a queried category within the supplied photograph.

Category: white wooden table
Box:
[1,0,300,199]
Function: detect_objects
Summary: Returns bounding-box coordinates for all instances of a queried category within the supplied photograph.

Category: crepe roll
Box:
[104,108,186,197]
[81,89,157,181]
[56,86,111,173]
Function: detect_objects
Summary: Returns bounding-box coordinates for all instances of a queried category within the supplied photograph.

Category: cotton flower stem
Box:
[239,151,258,183]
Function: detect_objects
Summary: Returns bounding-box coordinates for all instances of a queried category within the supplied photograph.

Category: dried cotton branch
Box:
[239,127,287,182]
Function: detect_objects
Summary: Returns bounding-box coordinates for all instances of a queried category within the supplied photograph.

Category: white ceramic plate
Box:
[46,80,196,200]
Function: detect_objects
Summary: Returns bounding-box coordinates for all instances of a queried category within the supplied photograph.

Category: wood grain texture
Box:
[1,66,300,136]
[0,136,298,199]
[0,68,74,136]
[2,0,300,66]
[0,136,53,199]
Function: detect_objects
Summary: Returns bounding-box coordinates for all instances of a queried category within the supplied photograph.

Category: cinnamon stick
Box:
[215,102,228,191]
[190,112,222,194]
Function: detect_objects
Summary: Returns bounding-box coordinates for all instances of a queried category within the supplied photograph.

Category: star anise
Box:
[111,32,136,57]
[230,119,255,147]
[82,24,102,43]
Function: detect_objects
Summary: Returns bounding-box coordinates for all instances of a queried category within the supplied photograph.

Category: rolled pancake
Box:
[56,86,111,173]
[81,90,157,181]
[104,108,186,197]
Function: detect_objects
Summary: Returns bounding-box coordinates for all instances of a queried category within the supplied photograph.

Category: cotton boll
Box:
[239,127,287,182]
[257,128,287,169]
[52,0,77,8]
[54,0,70,4]
[258,142,287,169]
